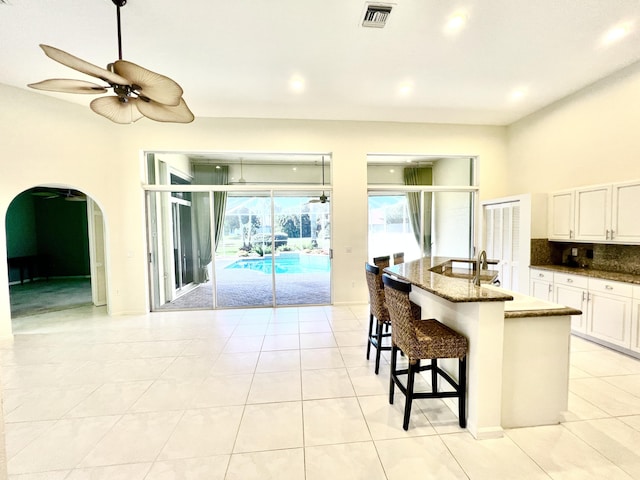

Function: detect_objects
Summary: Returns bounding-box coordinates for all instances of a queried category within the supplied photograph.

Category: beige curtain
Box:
[404,167,433,255]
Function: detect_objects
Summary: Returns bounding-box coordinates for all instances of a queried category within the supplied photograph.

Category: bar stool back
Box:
[382,273,468,430]
[364,262,391,374]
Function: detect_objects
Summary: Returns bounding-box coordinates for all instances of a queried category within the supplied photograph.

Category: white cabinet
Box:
[548,180,640,244]
[548,190,574,240]
[586,278,633,348]
[574,185,611,242]
[631,285,640,354]
[554,273,588,334]
[484,201,520,291]
[530,268,553,301]
[611,181,640,243]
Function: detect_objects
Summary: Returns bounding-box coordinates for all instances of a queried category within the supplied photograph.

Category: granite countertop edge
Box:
[504,306,582,319]
[530,264,640,285]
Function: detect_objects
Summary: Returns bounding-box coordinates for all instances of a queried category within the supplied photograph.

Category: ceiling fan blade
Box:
[137,97,195,123]
[90,96,144,124]
[28,78,107,94]
[114,60,183,106]
[39,44,131,86]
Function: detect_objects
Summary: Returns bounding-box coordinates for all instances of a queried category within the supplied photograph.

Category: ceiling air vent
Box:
[362,3,392,28]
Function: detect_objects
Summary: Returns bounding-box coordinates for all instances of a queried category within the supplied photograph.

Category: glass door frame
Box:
[145,184,333,310]
[367,185,480,261]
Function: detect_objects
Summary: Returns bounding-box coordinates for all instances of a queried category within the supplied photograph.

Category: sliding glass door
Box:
[215,192,274,308]
[273,192,331,306]
[368,190,474,262]
[147,188,332,310]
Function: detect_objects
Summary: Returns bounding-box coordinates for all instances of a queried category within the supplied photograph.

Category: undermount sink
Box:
[429,259,500,284]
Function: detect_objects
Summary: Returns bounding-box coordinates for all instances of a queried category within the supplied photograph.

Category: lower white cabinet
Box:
[586,278,633,348]
[532,268,640,354]
[530,269,553,301]
[553,273,588,334]
[631,286,640,354]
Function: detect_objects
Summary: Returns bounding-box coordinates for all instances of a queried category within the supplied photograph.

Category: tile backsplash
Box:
[531,239,640,275]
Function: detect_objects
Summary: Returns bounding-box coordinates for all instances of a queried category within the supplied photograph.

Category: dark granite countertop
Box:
[530,264,640,285]
[385,257,582,318]
[385,257,513,303]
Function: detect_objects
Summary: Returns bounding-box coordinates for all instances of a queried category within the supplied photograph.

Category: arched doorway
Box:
[5,186,107,319]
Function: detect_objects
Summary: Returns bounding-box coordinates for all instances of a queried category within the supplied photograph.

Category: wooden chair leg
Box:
[389,344,398,404]
[374,321,384,374]
[403,360,418,430]
[366,313,374,360]
[458,356,467,428]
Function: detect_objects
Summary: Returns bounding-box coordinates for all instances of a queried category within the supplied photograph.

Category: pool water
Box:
[226,254,330,274]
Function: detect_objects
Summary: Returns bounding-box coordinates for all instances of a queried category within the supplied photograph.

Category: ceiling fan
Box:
[308,156,330,204]
[30,187,87,202]
[28,0,194,124]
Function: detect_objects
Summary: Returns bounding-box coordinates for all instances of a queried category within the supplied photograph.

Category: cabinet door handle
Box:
[548,284,552,293]
[605,285,613,290]
[570,230,574,239]
[611,230,615,239]
[567,278,573,283]
[582,291,587,301]
[606,230,610,240]
[539,273,544,277]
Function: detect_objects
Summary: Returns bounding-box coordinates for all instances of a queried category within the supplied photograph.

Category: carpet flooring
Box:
[9,277,92,318]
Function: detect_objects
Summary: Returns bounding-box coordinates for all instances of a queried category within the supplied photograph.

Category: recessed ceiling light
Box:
[292,167,297,171]
[398,81,413,96]
[602,22,632,45]
[510,88,527,101]
[445,12,468,33]
[290,76,305,93]
[389,169,395,173]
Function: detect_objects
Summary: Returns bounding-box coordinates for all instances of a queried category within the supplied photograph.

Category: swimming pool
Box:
[225,254,330,274]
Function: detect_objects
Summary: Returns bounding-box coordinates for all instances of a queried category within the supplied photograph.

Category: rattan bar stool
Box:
[365,260,420,374]
[382,273,468,430]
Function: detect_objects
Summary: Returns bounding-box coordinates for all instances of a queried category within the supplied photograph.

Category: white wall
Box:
[506,60,640,236]
[0,83,508,335]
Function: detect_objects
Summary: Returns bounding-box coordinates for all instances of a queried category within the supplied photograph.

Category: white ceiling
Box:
[2,0,640,126]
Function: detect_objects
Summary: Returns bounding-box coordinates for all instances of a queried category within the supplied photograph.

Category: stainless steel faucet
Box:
[474,250,488,286]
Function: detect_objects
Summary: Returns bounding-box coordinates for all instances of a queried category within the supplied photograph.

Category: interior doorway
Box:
[5,186,107,318]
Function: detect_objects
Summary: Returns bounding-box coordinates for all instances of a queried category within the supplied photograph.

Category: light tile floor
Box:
[1,304,640,479]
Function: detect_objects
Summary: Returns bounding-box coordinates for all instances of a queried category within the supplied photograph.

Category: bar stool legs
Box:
[389,343,467,431]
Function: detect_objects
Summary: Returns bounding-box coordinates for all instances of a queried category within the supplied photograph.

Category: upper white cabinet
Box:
[574,185,611,241]
[549,180,640,244]
[611,181,640,243]
[548,190,574,240]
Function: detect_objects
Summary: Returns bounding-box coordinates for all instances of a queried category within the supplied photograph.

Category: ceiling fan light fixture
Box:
[90,96,144,124]
[28,1,194,124]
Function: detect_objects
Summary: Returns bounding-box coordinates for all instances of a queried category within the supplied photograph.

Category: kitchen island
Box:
[385,257,580,439]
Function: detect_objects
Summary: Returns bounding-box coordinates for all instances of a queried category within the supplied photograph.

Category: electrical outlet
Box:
[571,248,578,256]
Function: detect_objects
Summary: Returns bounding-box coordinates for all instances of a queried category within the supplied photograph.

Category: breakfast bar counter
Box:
[385,257,580,439]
